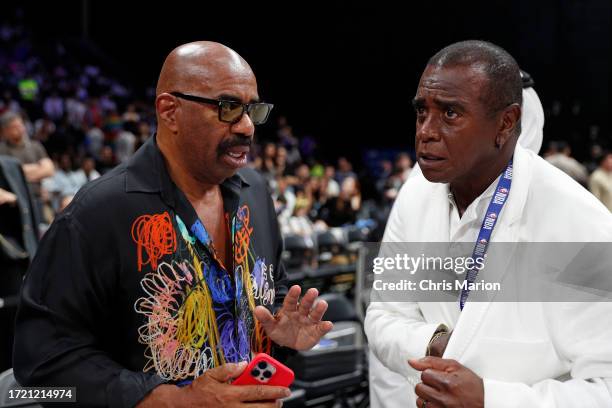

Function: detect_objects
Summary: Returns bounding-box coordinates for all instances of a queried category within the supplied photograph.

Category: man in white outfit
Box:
[365,40,612,408]
[368,69,547,408]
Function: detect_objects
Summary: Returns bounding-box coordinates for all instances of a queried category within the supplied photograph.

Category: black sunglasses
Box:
[170,92,273,125]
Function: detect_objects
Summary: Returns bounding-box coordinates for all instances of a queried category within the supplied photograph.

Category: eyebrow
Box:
[412,96,466,110]
[217,93,261,104]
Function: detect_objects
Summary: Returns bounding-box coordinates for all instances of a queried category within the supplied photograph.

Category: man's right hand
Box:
[137,362,291,407]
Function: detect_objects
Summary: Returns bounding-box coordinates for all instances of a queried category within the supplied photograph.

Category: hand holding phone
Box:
[232,353,295,387]
[137,361,290,407]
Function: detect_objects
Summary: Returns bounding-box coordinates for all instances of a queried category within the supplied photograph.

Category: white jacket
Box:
[365,144,612,407]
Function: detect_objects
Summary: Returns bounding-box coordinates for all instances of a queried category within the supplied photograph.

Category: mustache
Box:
[217,135,252,155]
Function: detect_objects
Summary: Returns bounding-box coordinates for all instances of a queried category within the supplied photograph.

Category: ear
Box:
[496,103,521,148]
[156,93,179,133]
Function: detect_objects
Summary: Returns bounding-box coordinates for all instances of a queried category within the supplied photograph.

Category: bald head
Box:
[154,41,260,187]
[156,41,253,96]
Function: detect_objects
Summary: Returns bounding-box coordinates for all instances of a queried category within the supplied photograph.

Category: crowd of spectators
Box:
[0,17,611,242]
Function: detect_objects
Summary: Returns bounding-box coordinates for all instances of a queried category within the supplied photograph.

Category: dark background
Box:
[5,0,611,163]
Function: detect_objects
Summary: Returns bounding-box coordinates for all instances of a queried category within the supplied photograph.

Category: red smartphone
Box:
[232,353,295,387]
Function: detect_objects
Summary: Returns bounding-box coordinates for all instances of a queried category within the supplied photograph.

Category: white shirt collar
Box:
[447,174,502,242]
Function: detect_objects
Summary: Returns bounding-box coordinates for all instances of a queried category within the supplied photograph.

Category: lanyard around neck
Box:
[459,159,513,311]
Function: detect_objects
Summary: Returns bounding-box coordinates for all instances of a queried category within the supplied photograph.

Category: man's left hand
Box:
[408,357,484,408]
[254,285,333,351]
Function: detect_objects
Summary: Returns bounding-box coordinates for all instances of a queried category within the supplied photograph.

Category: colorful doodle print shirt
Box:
[14,136,289,407]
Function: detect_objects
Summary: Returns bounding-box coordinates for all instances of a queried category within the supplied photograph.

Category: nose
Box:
[231,110,255,138]
[416,113,441,144]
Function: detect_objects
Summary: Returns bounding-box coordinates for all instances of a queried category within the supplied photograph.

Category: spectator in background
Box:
[319,176,361,227]
[383,153,414,201]
[134,120,152,151]
[294,163,310,186]
[277,123,301,166]
[323,164,340,198]
[293,182,314,218]
[589,151,612,211]
[84,122,105,158]
[115,122,137,163]
[275,145,294,177]
[43,153,79,201]
[122,103,141,123]
[65,92,87,129]
[585,144,604,174]
[273,175,296,229]
[285,182,317,237]
[254,141,277,183]
[375,159,393,194]
[99,93,117,114]
[71,155,100,186]
[545,141,589,186]
[335,156,357,185]
[0,111,54,202]
[42,90,64,121]
[96,145,117,175]
[84,97,103,128]
[395,152,413,180]
[32,115,56,144]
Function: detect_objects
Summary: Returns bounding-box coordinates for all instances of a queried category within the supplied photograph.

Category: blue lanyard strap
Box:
[459,159,513,311]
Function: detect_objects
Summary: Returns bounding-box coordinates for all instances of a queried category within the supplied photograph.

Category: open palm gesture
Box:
[254,285,333,351]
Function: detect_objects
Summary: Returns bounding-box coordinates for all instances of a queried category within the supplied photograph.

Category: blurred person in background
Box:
[0,111,54,211]
[115,121,137,163]
[286,182,317,237]
[253,141,277,184]
[323,164,340,197]
[71,154,100,186]
[96,144,117,174]
[277,122,301,166]
[335,156,357,184]
[585,144,604,174]
[275,145,291,176]
[319,176,361,227]
[42,153,79,210]
[589,151,612,211]
[293,162,311,186]
[42,90,64,121]
[544,140,589,186]
[384,153,414,201]
[273,175,296,232]
[134,120,152,151]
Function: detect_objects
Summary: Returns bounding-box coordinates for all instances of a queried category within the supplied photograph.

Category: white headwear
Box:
[519,87,545,154]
